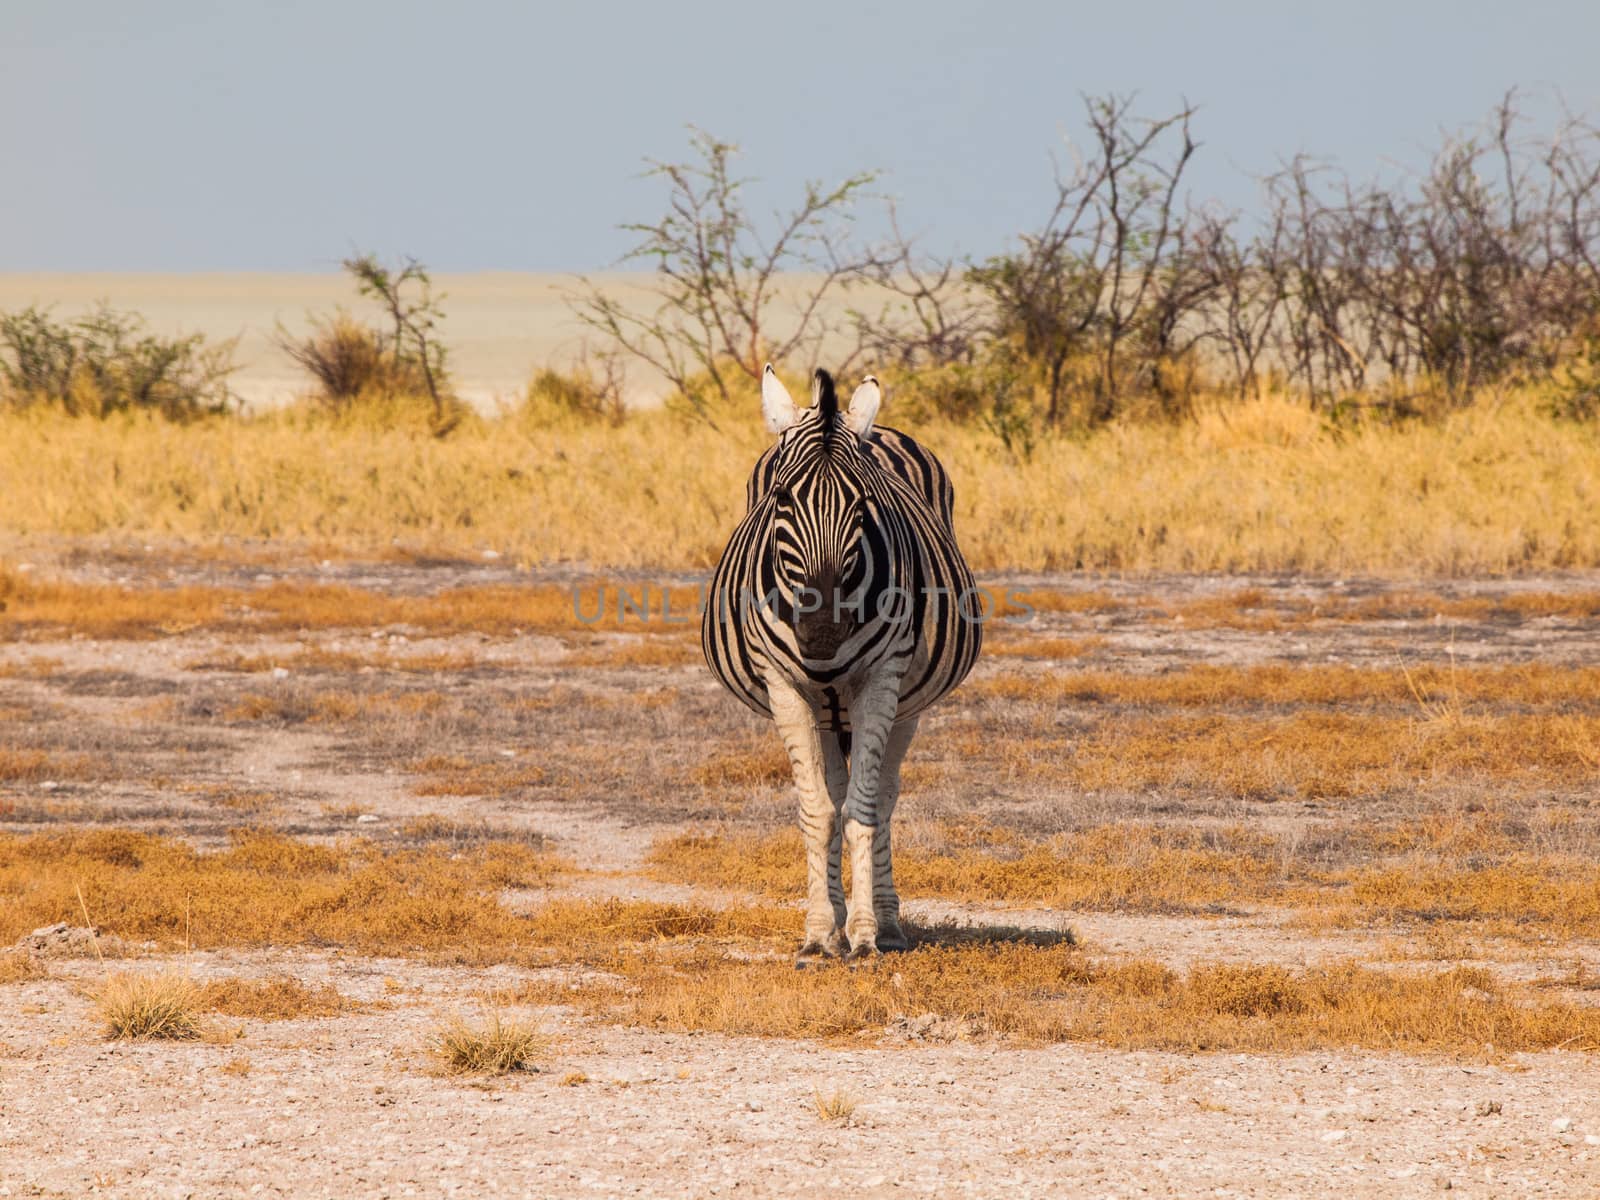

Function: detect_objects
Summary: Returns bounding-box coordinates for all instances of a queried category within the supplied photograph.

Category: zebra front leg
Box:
[870,717,919,953]
[823,730,850,938]
[841,678,905,959]
[765,678,845,961]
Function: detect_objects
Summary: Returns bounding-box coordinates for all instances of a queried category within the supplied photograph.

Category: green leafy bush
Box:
[0,305,235,420]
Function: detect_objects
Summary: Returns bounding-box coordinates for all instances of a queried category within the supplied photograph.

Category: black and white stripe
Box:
[701,366,981,960]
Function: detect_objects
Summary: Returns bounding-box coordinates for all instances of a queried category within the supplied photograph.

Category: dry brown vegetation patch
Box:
[0,830,566,959]
[405,754,546,797]
[563,638,702,669]
[527,940,1600,1054]
[0,572,700,643]
[994,587,1600,631]
[223,688,451,725]
[690,739,793,790]
[96,969,204,1041]
[648,819,1600,938]
[519,898,801,952]
[931,700,1599,801]
[430,1009,548,1076]
[648,825,1282,913]
[0,748,99,784]
[0,949,48,984]
[972,661,1600,709]
[985,635,1108,660]
[196,976,367,1020]
[1052,711,1600,799]
[191,647,483,674]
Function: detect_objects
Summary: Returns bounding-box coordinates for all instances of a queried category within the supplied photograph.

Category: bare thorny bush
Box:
[1262,94,1600,415]
[577,93,1600,433]
[277,254,464,435]
[570,129,884,420]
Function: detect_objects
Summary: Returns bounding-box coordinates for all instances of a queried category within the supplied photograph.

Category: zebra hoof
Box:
[844,941,879,963]
[796,930,847,967]
[875,926,909,953]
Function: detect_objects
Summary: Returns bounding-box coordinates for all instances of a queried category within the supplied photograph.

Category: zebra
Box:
[702,364,982,962]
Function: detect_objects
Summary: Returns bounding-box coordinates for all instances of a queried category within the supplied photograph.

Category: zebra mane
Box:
[812,369,839,453]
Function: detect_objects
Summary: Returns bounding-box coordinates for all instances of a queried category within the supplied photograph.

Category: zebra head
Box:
[759,366,889,663]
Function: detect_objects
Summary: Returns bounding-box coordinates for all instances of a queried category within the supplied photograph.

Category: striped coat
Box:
[701,366,981,960]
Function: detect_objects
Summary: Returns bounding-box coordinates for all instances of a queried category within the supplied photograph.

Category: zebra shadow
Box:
[901,919,1076,951]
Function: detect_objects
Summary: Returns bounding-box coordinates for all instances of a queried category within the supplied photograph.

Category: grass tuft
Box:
[96,969,203,1040]
[429,1009,547,1075]
[812,1087,859,1123]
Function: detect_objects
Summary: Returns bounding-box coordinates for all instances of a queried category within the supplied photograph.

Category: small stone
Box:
[1553,1117,1574,1133]
[1320,1129,1347,1143]
[357,814,380,824]
[745,1100,763,1112]
[1476,1100,1502,1117]
[271,667,290,680]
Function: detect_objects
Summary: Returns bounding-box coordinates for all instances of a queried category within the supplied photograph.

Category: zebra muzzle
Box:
[792,585,859,660]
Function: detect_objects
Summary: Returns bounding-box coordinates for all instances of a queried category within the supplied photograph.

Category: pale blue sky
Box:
[2,1,1596,271]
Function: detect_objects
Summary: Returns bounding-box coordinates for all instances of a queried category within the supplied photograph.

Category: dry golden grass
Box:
[96,969,203,1040]
[690,739,793,790]
[649,815,1600,939]
[928,698,1600,801]
[993,586,1600,631]
[0,950,48,984]
[1056,711,1598,799]
[0,655,62,677]
[0,830,567,959]
[191,647,483,674]
[519,898,800,950]
[1312,858,1600,938]
[221,688,448,725]
[0,569,700,642]
[9,811,1595,1054]
[3,391,1600,573]
[971,661,1600,709]
[6,565,1599,654]
[812,1088,858,1123]
[429,1009,547,1075]
[0,748,96,783]
[196,976,366,1020]
[397,814,549,848]
[984,635,1107,659]
[647,826,1281,913]
[406,754,546,797]
[564,638,702,668]
[189,788,278,813]
[527,940,1600,1054]
[1116,587,1600,631]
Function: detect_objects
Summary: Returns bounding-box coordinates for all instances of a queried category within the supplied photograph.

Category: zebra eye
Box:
[773,485,794,507]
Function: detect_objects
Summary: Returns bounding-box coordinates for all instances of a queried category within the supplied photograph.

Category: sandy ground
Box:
[0,273,872,411]
[4,560,1600,1196]
[5,954,1600,1199]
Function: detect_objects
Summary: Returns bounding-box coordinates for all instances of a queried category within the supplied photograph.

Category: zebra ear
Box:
[846,376,882,438]
[761,364,799,434]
